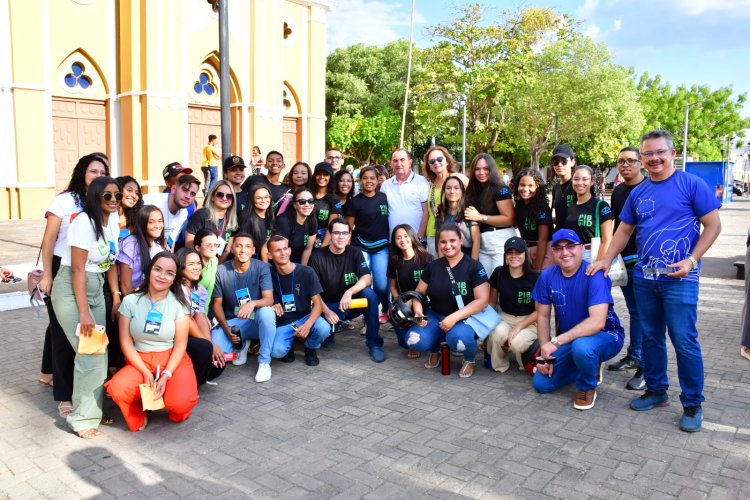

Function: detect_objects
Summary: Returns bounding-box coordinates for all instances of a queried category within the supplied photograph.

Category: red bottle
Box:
[441,343,450,376]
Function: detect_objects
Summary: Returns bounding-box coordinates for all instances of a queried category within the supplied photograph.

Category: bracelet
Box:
[113,291,122,296]
[687,255,697,270]
[160,369,172,380]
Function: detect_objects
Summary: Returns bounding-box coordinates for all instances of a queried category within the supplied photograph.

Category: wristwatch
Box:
[550,336,559,346]
[687,255,697,270]
[482,215,488,222]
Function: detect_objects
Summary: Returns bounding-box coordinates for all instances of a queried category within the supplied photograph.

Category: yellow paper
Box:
[139,384,165,410]
[77,327,109,355]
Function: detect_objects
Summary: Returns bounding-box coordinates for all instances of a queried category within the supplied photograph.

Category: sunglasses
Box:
[101,192,123,202]
[296,198,315,205]
[214,191,234,201]
[551,157,569,167]
[429,156,445,165]
[536,356,557,365]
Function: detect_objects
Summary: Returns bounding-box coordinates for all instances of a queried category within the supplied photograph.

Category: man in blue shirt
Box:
[532,229,624,411]
[589,129,722,432]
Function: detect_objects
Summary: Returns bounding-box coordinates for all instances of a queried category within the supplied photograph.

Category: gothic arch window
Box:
[56,51,106,97]
[63,62,93,91]
[190,65,220,104]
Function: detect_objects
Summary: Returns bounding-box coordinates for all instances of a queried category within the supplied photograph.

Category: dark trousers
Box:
[103,282,124,369]
[186,336,225,385]
[46,255,75,402]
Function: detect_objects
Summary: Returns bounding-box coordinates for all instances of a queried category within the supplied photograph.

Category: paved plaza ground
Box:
[0,197,749,499]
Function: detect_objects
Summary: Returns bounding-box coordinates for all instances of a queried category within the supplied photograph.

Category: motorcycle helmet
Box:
[387,291,428,329]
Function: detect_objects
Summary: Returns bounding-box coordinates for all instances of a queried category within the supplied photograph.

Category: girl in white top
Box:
[38,153,108,413]
[51,176,122,439]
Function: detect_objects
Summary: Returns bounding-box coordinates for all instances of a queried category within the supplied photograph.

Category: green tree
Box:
[413,4,570,157]
[325,40,424,162]
[505,36,644,171]
[636,75,750,161]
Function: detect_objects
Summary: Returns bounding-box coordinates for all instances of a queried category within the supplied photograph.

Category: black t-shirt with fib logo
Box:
[420,254,488,316]
[489,267,539,317]
[309,245,371,303]
[271,264,323,326]
[387,254,434,294]
[343,192,389,253]
[313,195,341,231]
[552,180,575,232]
[515,201,552,244]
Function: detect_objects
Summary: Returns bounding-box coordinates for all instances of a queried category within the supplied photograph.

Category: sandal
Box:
[424,352,441,369]
[77,428,101,439]
[407,349,421,359]
[58,401,73,418]
[38,373,53,387]
[741,346,750,362]
[459,361,475,378]
[100,415,115,425]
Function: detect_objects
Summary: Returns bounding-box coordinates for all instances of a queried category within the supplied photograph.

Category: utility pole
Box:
[209,0,232,160]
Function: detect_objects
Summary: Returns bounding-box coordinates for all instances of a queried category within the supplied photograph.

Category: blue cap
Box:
[551,229,582,246]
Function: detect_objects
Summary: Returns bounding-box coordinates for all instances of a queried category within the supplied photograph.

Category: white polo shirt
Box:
[379,171,430,236]
[143,193,188,250]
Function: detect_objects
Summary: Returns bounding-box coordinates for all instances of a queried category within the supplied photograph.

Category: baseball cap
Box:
[504,236,528,253]
[314,162,334,177]
[223,155,246,171]
[552,144,574,159]
[551,229,582,246]
[163,162,192,180]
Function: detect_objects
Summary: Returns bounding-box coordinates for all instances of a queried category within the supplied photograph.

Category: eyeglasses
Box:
[101,192,123,202]
[551,157,569,166]
[152,265,177,279]
[326,155,343,161]
[296,198,314,205]
[429,156,445,165]
[641,149,671,159]
[214,192,234,200]
[617,158,640,166]
[551,243,581,253]
[331,230,350,237]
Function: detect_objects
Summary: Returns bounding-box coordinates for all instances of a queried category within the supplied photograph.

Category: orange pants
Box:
[105,349,198,432]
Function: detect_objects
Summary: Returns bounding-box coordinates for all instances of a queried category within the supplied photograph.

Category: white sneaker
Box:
[232,340,249,366]
[255,362,272,383]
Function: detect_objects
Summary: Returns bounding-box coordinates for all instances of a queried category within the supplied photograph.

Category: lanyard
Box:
[444,258,464,308]
[233,266,252,297]
[274,266,295,296]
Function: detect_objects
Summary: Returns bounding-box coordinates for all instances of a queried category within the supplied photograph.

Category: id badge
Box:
[282,293,296,313]
[190,291,201,313]
[217,236,227,255]
[144,310,163,335]
[454,294,465,309]
[234,288,254,318]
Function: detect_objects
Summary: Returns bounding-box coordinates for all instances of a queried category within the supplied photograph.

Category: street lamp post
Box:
[460,96,466,175]
[218,0,231,160]
[682,101,702,168]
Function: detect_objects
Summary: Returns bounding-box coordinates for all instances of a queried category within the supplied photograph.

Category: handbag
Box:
[608,254,628,287]
[28,246,45,318]
[585,199,602,263]
[445,263,501,341]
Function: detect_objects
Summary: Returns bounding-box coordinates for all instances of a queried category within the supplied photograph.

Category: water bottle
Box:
[441,343,450,376]
[231,325,242,350]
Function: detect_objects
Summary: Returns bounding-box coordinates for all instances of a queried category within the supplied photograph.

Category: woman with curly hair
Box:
[334,169,355,210]
[464,153,515,275]
[37,153,109,412]
[514,168,553,271]
[115,176,143,239]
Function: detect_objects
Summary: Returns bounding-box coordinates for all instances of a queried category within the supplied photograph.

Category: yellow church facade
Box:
[0,0,332,220]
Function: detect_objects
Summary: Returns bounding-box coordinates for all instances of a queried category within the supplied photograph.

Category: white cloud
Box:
[326,0,427,52]
[677,0,750,15]
[585,23,601,39]
[612,18,621,31]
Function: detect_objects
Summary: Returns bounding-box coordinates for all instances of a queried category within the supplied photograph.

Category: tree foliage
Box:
[636,74,750,161]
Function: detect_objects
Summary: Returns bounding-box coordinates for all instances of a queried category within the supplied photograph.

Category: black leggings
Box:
[46,256,76,402]
[186,336,224,385]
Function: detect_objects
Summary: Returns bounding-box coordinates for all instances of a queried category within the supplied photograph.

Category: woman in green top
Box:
[422,146,468,257]
[193,227,219,315]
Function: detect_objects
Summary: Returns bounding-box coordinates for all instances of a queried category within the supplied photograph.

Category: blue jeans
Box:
[210,306,277,364]
[405,309,478,362]
[325,287,383,348]
[270,314,330,357]
[533,329,624,393]
[634,278,703,407]
[620,267,643,364]
[362,248,390,312]
[394,326,408,349]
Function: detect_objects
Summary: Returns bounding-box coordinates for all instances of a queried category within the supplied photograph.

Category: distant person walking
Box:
[201,134,221,194]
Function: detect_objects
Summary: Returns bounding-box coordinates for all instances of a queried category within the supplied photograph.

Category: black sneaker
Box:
[626,367,646,390]
[280,347,295,363]
[304,348,320,367]
[608,356,637,371]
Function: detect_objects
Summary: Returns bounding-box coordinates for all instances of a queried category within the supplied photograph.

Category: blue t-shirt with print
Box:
[532,263,623,335]
[619,170,721,282]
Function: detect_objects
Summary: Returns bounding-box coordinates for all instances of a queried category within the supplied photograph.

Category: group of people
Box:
[33,128,720,439]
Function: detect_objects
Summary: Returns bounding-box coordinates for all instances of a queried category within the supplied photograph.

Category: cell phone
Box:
[536,356,557,365]
[291,322,299,331]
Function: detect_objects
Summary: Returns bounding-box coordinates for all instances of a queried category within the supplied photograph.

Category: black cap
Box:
[314,162,333,177]
[504,236,528,253]
[223,155,246,171]
[552,144,574,159]
[163,162,192,180]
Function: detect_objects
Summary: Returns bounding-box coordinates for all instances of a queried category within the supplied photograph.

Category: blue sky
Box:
[327,0,750,117]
